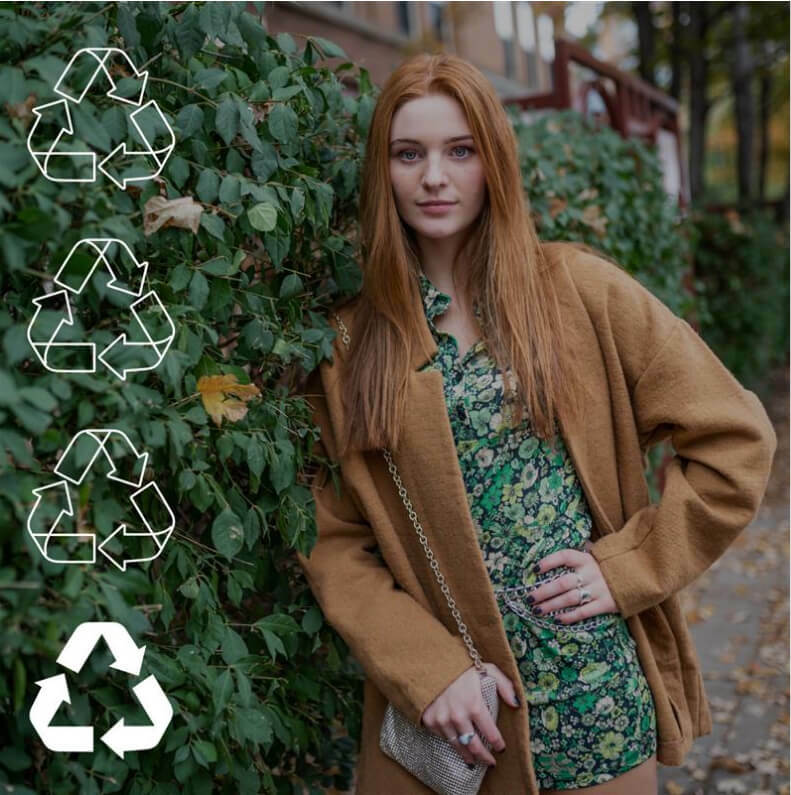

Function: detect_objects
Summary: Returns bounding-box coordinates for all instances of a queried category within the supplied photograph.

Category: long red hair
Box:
[335,52,581,457]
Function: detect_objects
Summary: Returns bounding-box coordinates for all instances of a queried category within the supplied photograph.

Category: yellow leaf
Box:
[144,196,203,236]
[197,374,261,427]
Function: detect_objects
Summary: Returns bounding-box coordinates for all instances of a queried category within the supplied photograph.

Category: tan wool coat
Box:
[296,241,777,794]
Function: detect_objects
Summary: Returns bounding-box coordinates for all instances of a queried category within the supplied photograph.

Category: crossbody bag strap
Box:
[331,312,485,673]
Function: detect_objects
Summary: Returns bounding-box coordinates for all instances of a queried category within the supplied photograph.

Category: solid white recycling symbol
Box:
[26,47,175,187]
[30,622,173,757]
[26,238,175,380]
[27,429,175,570]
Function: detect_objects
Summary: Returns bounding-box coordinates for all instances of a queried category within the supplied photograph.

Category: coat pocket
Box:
[657,661,692,743]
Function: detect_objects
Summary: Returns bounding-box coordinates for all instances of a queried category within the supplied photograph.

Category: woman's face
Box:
[389,93,487,248]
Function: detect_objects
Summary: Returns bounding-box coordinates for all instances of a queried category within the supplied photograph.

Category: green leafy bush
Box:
[511,108,696,318]
[0,3,371,793]
[687,206,789,397]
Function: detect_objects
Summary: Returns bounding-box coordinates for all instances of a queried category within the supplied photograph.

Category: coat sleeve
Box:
[587,261,777,619]
[295,365,476,727]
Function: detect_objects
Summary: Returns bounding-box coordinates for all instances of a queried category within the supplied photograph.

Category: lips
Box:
[417,201,457,206]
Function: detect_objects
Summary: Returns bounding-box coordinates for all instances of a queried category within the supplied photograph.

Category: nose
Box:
[421,153,448,188]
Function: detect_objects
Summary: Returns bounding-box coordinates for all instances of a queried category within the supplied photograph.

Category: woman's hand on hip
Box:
[420,662,521,767]
[529,541,619,624]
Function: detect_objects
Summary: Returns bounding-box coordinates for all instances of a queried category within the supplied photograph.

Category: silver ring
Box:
[457,732,476,746]
[577,586,592,605]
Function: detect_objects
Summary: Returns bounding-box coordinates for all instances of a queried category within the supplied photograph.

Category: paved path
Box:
[658,367,789,795]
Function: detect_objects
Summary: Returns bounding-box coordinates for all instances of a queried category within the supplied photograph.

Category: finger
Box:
[471,703,506,754]
[529,570,580,607]
[555,601,597,623]
[532,584,593,616]
[533,548,589,577]
[438,722,477,765]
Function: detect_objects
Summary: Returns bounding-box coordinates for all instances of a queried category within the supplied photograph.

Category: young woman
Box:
[296,53,776,794]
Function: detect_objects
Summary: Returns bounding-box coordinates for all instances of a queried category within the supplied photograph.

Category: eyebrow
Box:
[390,135,474,145]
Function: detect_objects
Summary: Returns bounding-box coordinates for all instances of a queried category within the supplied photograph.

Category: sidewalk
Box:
[658,366,790,795]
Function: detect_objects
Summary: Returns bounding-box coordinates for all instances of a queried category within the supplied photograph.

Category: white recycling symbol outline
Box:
[27,47,175,187]
[30,622,173,757]
[27,428,175,570]
[26,238,175,380]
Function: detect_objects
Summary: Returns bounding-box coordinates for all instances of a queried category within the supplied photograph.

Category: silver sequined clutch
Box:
[333,313,501,795]
[379,667,499,795]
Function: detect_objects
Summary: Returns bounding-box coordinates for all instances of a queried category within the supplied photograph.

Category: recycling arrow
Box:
[98,481,176,571]
[29,622,173,756]
[27,238,174,379]
[26,47,174,186]
[57,621,146,676]
[55,429,149,489]
[101,675,173,759]
[30,673,94,752]
[27,429,175,568]
[25,480,96,564]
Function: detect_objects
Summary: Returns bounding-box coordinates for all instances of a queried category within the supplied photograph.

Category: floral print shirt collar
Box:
[417,270,484,333]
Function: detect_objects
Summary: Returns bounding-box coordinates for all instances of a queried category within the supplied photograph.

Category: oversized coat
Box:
[295,241,777,794]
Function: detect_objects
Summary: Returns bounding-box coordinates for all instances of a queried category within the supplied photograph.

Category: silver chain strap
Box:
[328,312,610,666]
[332,312,485,673]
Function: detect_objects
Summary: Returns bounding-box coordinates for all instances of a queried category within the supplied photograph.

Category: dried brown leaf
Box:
[197,374,261,427]
[143,196,202,236]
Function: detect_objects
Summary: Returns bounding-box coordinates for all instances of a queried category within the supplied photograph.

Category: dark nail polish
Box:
[532,563,540,573]
[532,606,542,615]
[467,762,475,770]
[513,695,520,706]
[526,595,535,604]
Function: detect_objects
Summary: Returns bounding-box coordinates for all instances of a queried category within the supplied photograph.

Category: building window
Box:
[537,13,555,62]
[427,1,448,43]
[396,1,412,36]
[493,2,516,79]
[516,2,538,87]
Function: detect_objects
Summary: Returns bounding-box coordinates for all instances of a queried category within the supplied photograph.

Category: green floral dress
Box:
[416,271,657,790]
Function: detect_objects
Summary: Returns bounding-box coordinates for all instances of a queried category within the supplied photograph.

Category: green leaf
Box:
[213,669,233,715]
[169,263,192,292]
[0,371,18,405]
[247,202,277,232]
[219,175,241,204]
[221,626,247,664]
[192,739,217,767]
[279,273,302,299]
[11,403,51,434]
[267,104,298,143]
[310,36,348,59]
[167,156,190,189]
[18,386,56,412]
[174,6,205,59]
[247,440,264,479]
[179,577,200,599]
[3,325,28,366]
[189,271,210,310]
[193,68,228,91]
[177,104,204,137]
[250,144,278,180]
[200,213,225,240]
[211,507,244,560]
[196,169,219,203]
[215,98,239,146]
[200,256,232,276]
[301,606,323,635]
